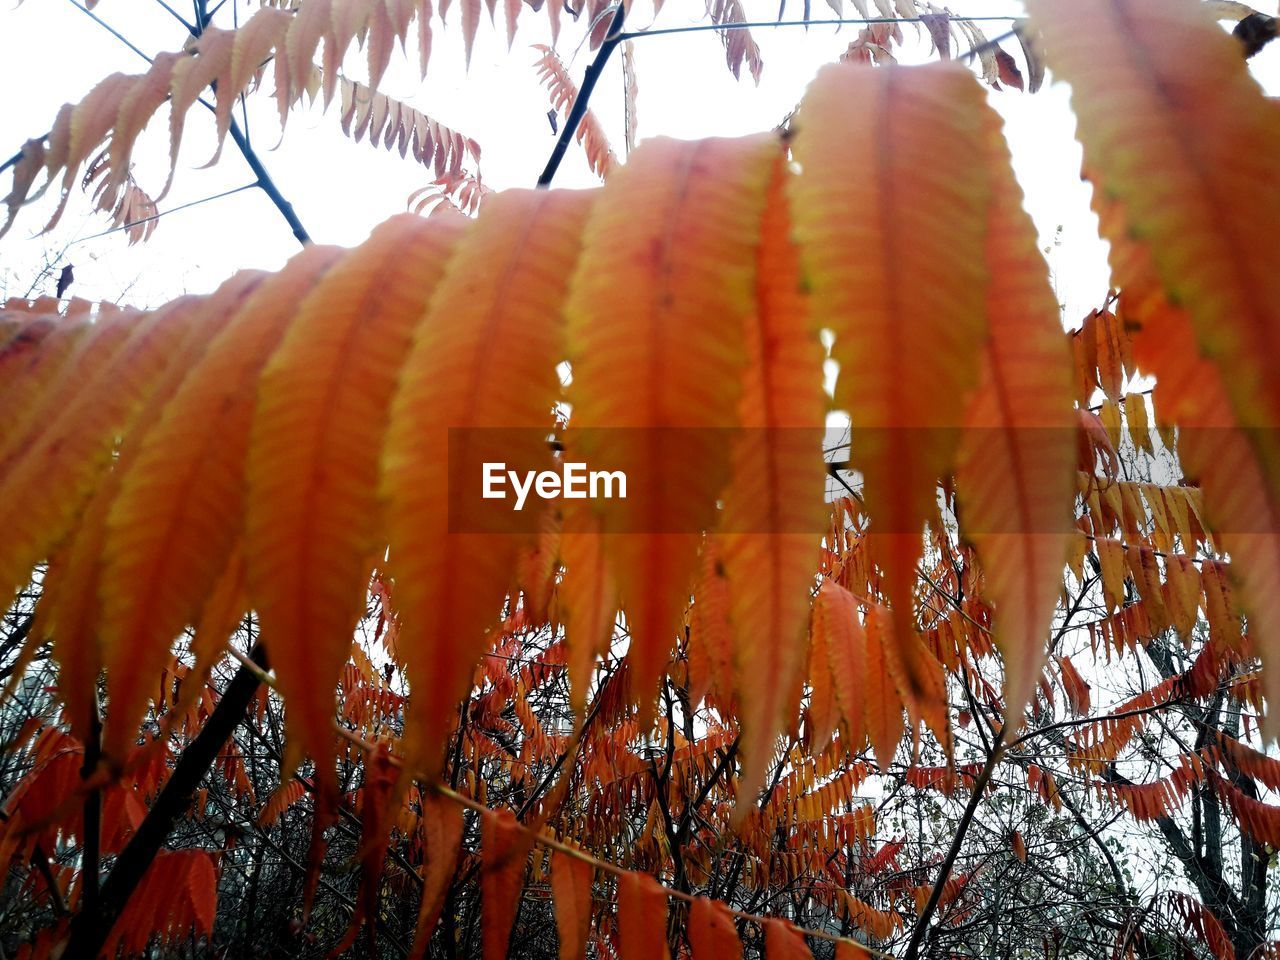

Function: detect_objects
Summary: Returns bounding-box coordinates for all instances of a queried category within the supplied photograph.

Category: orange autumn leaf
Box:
[245,215,462,791]
[863,603,905,769]
[954,93,1074,734]
[409,793,465,959]
[791,62,991,704]
[551,852,594,960]
[616,871,670,960]
[564,134,778,728]
[719,153,828,806]
[1028,0,1280,734]
[835,941,872,960]
[97,247,340,752]
[481,810,532,960]
[559,508,619,719]
[689,896,742,960]
[763,918,813,960]
[384,191,590,777]
[1011,829,1028,863]
[815,580,868,757]
[101,850,218,957]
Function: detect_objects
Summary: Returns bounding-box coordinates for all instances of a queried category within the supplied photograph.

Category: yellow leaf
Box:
[1126,393,1154,455]
[1164,553,1202,642]
[1096,537,1127,614]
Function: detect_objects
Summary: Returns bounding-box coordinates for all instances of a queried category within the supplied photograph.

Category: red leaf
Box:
[995,48,1024,90]
[1011,829,1028,862]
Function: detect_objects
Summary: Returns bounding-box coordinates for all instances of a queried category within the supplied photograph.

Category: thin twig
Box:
[1009,697,1186,751]
[228,645,894,958]
[960,26,1021,64]
[227,119,310,244]
[64,0,153,63]
[31,843,68,918]
[432,780,895,957]
[58,0,311,245]
[1,140,45,177]
[70,182,257,244]
[149,0,196,33]
[617,13,1017,42]
[79,692,102,921]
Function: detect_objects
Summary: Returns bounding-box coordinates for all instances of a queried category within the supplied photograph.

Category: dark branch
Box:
[903,731,1006,960]
[227,119,310,245]
[536,3,627,188]
[63,646,268,957]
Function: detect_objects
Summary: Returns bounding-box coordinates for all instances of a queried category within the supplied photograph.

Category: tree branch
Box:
[63,645,268,957]
[227,118,311,245]
[903,731,1005,960]
[536,3,626,188]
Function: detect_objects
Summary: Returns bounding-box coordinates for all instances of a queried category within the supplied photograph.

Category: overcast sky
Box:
[0,1,1277,320]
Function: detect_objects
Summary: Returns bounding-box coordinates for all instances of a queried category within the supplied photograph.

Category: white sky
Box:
[0,1,1277,321]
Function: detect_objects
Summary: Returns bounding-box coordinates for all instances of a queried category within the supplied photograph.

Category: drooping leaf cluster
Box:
[3,0,1280,957]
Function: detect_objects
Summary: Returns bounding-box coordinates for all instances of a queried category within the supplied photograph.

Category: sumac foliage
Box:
[2,0,1280,958]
